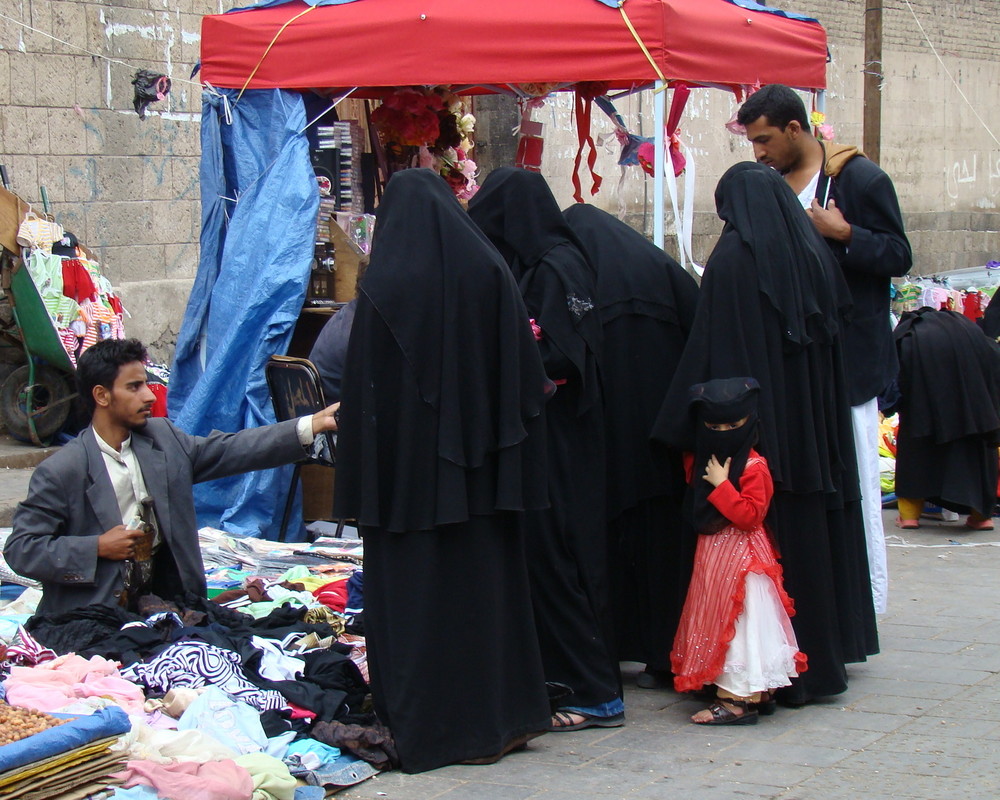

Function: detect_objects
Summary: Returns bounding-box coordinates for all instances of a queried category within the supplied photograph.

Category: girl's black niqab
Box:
[468,168,602,415]
[687,378,761,534]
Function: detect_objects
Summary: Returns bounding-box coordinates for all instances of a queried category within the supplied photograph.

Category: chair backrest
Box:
[265,355,335,465]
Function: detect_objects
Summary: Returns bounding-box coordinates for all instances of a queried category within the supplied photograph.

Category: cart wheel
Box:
[0,365,72,443]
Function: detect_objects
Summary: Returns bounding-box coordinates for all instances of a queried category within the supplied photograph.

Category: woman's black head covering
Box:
[687,377,760,533]
[562,203,696,327]
[715,161,839,348]
[468,167,602,416]
[361,168,552,470]
[468,166,589,279]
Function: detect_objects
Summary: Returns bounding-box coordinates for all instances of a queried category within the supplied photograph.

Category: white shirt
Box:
[797,170,821,210]
[94,429,149,531]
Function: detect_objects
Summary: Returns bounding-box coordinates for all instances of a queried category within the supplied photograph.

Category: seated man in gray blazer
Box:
[7,338,339,616]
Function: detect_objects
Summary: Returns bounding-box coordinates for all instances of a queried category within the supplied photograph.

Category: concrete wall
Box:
[2,0,998,363]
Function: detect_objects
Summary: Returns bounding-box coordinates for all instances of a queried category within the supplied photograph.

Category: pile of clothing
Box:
[0,528,385,799]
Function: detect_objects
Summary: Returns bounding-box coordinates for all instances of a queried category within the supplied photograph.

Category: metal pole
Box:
[653,82,665,250]
[863,0,883,165]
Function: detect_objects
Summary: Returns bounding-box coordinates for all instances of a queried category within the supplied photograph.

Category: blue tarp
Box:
[228,0,362,11]
[169,88,318,540]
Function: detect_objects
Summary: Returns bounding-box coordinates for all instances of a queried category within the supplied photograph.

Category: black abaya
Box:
[894,308,1000,517]
[653,162,879,703]
[333,170,552,772]
[469,168,621,712]
[563,203,699,670]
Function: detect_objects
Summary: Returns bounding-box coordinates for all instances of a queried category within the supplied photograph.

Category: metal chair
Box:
[264,355,338,541]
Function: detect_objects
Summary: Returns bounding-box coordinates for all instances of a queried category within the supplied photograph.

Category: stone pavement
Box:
[0,434,55,524]
[0,460,997,800]
[338,509,1000,800]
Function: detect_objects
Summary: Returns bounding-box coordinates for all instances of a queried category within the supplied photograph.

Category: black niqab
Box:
[468,168,602,415]
[333,168,552,530]
[563,202,698,512]
[715,161,841,349]
[687,378,760,534]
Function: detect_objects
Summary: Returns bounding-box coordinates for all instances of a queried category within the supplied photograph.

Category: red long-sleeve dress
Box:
[671,450,807,695]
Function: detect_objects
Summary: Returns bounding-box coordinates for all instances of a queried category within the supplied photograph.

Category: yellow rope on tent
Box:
[619,5,668,91]
[236,5,316,101]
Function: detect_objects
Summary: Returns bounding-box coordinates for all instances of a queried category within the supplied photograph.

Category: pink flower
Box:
[818,123,835,141]
[529,318,543,341]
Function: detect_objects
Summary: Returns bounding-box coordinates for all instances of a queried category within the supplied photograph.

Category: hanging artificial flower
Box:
[372,86,478,199]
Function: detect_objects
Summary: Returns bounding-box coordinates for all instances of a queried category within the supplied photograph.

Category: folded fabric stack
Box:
[0,706,131,800]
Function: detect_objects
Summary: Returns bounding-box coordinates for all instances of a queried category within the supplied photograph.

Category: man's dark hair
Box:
[76,338,148,416]
[736,84,810,131]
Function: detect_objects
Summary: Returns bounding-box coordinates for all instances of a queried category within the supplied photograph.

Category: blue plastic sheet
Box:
[722,0,818,23]
[228,0,362,11]
[0,706,131,773]
[170,88,318,540]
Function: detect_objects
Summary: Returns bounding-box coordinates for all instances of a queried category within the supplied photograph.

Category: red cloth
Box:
[148,382,168,417]
[313,579,349,612]
[671,453,806,692]
[61,259,97,303]
[200,0,827,94]
[964,291,985,321]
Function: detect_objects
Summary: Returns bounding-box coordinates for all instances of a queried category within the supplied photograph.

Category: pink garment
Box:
[4,653,145,715]
[113,759,254,800]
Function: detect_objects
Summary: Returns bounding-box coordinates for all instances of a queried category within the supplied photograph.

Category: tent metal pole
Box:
[653,81,665,250]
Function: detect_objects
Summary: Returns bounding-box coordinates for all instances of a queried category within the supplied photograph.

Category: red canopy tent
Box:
[200,0,827,94]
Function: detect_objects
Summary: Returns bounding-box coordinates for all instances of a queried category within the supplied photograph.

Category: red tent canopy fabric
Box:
[199,0,827,95]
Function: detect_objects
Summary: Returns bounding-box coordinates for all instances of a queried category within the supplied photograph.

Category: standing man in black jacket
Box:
[737,84,912,617]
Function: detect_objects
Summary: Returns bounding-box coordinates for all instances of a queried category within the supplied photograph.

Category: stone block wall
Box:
[0,0,211,361]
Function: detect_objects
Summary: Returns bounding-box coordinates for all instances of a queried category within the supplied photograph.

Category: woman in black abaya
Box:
[893,307,1000,528]
[563,204,700,688]
[653,161,879,704]
[469,168,624,731]
[333,169,552,772]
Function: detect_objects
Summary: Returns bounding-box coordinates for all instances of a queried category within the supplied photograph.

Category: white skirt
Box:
[714,571,802,697]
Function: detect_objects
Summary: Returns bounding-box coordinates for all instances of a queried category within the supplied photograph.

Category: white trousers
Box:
[852,398,888,614]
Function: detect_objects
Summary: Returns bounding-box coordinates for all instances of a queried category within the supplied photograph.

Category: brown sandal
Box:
[692,698,758,726]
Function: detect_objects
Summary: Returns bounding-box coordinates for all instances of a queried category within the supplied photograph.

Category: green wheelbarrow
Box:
[0,250,77,446]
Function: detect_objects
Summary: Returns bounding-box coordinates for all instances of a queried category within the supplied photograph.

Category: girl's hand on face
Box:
[703,455,732,487]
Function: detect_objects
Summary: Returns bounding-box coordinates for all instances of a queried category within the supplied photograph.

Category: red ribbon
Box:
[571,90,603,203]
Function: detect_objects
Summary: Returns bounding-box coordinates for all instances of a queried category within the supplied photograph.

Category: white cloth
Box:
[295,415,315,447]
[715,572,801,697]
[852,398,888,614]
[796,170,821,210]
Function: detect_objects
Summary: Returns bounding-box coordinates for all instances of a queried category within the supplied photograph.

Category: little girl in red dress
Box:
[671,377,807,725]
